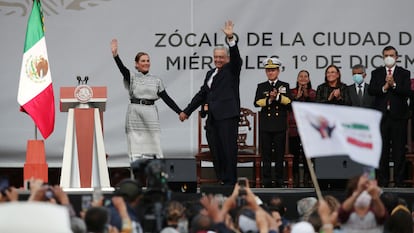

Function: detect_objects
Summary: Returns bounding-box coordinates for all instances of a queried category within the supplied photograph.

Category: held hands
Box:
[222,20,234,40]
[179,112,188,122]
[111,38,118,57]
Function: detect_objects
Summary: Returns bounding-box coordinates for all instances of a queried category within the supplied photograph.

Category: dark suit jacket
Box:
[183,43,242,120]
[368,66,411,119]
[316,82,351,105]
[254,80,291,132]
[347,83,374,108]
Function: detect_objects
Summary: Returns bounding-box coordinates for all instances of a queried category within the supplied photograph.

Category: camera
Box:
[0,177,9,196]
[44,186,54,200]
[236,177,248,208]
[238,177,247,187]
[131,159,170,233]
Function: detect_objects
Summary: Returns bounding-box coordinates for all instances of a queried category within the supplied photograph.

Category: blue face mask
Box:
[352,74,364,84]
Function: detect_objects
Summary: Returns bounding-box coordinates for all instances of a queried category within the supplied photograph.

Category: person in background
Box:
[323,195,342,232]
[111,39,182,162]
[199,177,280,233]
[85,206,119,233]
[161,201,187,233]
[384,204,412,233]
[338,174,387,233]
[289,70,316,187]
[368,46,411,187]
[317,199,339,233]
[254,58,292,188]
[179,20,242,185]
[347,64,374,108]
[0,184,18,203]
[266,195,290,231]
[291,70,316,103]
[316,64,350,105]
[296,196,318,222]
[108,179,143,233]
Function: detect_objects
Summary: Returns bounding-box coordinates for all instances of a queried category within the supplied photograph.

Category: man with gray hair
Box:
[296,196,317,221]
[180,20,242,185]
[347,64,374,108]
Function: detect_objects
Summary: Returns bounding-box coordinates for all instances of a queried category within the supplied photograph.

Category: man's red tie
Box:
[387,68,392,110]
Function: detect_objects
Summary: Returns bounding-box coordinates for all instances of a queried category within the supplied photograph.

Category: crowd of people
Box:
[1,174,413,233]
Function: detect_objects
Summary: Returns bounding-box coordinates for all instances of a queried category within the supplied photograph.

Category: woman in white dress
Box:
[111,39,182,161]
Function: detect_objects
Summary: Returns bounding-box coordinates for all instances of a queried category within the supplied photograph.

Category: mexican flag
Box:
[17,0,55,139]
[292,102,382,168]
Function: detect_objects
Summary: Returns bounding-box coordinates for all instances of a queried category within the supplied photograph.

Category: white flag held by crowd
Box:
[292,102,382,168]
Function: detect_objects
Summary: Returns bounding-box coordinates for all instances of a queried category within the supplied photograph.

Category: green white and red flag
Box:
[17,0,55,139]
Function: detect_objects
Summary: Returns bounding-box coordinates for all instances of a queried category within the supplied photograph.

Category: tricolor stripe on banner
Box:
[343,123,373,149]
[17,0,55,139]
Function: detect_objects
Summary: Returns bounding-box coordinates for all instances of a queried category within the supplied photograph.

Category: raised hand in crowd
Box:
[366,179,386,218]
[240,178,280,232]
[27,178,46,202]
[0,186,18,202]
[318,199,337,233]
[51,185,70,205]
[341,174,369,211]
[112,196,132,233]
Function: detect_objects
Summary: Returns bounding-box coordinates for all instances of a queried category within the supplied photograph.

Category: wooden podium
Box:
[59,86,110,188]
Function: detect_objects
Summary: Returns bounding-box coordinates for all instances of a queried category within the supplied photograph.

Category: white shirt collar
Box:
[386,65,396,74]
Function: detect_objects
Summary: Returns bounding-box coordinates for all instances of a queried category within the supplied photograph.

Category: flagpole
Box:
[34,125,38,140]
[306,157,323,200]
[22,0,50,185]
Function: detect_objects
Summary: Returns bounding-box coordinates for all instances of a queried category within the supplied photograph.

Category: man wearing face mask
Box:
[347,64,374,108]
[368,46,411,187]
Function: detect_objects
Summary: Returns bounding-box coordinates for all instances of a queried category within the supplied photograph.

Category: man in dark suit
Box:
[254,58,292,187]
[368,46,411,187]
[347,64,374,108]
[179,20,242,185]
